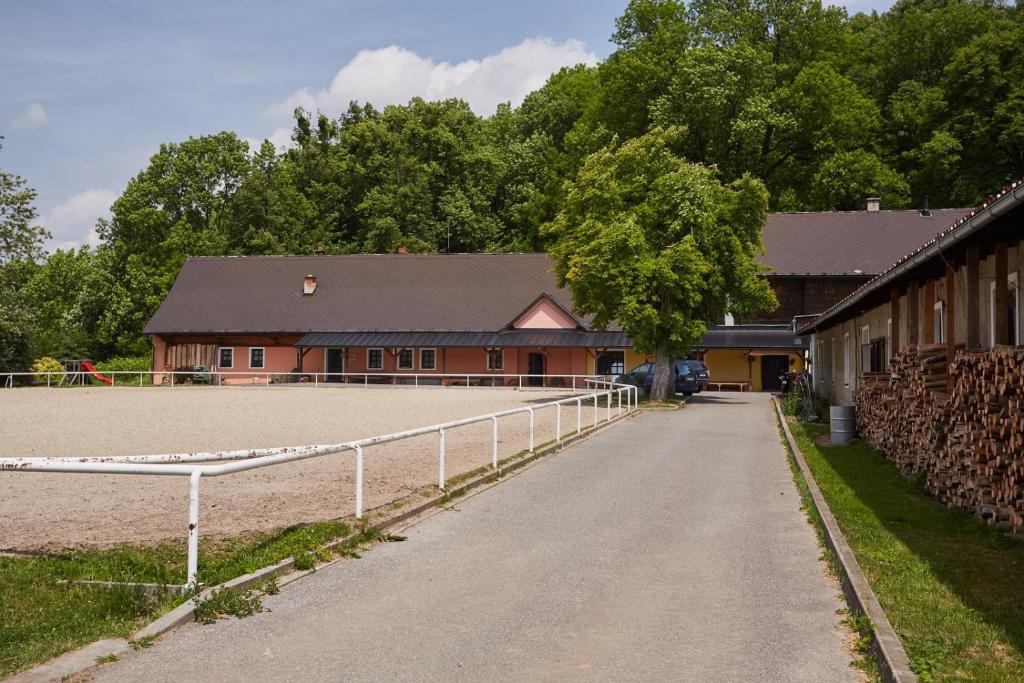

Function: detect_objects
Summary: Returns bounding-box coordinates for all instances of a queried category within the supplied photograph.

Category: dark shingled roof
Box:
[697,325,809,350]
[760,208,973,276]
[145,253,588,335]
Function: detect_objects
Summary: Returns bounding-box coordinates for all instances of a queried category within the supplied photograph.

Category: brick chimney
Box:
[866,197,881,212]
[303,274,317,295]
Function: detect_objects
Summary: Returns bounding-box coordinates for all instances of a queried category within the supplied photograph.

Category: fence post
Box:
[518,375,522,390]
[617,389,622,416]
[47,372,51,388]
[556,402,561,443]
[171,372,174,388]
[528,408,535,452]
[576,398,582,435]
[572,376,576,392]
[593,394,598,427]
[139,372,144,387]
[438,428,446,490]
[491,416,498,470]
[364,374,368,387]
[187,470,201,586]
[354,446,364,519]
[606,391,611,421]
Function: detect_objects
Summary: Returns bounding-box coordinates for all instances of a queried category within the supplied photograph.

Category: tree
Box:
[1,138,50,265]
[810,149,910,210]
[546,128,776,401]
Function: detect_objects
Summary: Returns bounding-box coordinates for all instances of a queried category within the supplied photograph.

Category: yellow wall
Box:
[585,348,652,374]
[703,349,805,391]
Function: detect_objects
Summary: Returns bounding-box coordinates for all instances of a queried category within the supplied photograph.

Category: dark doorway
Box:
[527,352,545,386]
[760,355,790,392]
[326,348,345,381]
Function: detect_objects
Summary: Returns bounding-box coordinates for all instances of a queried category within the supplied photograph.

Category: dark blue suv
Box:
[618,361,701,396]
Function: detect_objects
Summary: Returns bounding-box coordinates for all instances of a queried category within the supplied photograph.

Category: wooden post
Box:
[995,242,1009,345]
[924,279,935,343]
[966,246,981,349]
[908,280,919,347]
[945,261,955,393]
[890,287,901,354]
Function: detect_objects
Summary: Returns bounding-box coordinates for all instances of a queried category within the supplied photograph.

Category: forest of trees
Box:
[3,0,1024,368]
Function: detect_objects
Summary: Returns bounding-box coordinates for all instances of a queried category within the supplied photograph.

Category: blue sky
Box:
[1,0,893,249]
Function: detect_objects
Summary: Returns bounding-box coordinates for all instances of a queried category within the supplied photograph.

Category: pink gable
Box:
[513,297,577,329]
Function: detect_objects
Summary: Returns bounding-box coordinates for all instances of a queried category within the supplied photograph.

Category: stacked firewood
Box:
[854,344,1024,533]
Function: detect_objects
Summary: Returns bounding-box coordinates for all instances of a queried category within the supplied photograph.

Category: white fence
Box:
[3,370,618,391]
[0,380,637,585]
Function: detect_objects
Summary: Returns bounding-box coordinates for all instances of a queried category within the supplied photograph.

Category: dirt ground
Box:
[0,385,611,551]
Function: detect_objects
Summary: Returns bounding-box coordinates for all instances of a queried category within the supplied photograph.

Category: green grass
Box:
[789,419,1024,682]
[0,519,354,677]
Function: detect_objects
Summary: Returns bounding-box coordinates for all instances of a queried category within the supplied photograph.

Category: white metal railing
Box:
[2,370,617,391]
[0,379,637,585]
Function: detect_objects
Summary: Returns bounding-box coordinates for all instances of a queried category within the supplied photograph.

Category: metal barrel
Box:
[829,405,856,445]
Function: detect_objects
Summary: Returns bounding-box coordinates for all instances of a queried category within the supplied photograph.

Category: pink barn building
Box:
[144,253,643,386]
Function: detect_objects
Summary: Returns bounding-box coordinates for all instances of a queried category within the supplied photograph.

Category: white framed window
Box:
[861,325,870,345]
[933,301,944,344]
[367,348,383,370]
[218,347,234,369]
[397,348,414,370]
[420,348,436,371]
[487,349,504,371]
[843,332,851,387]
[1010,272,1020,345]
[249,347,265,369]
[886,318,893,362]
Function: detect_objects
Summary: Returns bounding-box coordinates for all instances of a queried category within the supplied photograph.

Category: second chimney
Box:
[303,274,317,295]
[866,197,881,212]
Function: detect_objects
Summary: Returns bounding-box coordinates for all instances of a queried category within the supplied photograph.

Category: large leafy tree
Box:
[546,128,776,401]
[1,138,50,265]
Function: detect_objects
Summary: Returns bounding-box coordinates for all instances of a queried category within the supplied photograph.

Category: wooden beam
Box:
[945,261,956,393]
[966,246,981,348]
[995,242,1009,345]
[908,280,919,347]
[890,288,901,354]
[924,279,935,343]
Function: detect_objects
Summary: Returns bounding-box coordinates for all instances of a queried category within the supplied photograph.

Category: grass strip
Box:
[0,519,352,677]
[788,419,1024,682]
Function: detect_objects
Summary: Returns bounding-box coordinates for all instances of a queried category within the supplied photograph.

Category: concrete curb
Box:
[773,398,917,683]
[8,405,639,682]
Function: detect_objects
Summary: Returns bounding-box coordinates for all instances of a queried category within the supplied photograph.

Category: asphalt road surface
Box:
[91,392,856,682]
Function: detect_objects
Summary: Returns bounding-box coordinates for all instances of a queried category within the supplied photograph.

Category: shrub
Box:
[95,356,150,373]
[31,357,64,383]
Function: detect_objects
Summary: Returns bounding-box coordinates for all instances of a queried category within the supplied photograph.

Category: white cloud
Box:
[269,37,597,118]
[45,189,117,251]
[243,126,294,154]
[9,102,49,129]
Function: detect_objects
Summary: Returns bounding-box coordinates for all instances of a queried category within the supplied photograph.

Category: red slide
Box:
[81,361,113,385]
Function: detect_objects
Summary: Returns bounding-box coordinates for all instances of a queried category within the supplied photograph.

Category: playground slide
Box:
[80,361,114,385]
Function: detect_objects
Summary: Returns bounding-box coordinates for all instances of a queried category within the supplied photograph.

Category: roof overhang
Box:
[696,325,809,350]
[295,329,632,349]
[797,181,1024,336]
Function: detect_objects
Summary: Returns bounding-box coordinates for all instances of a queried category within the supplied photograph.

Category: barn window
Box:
[420,348,436,370]
[218,347,233,369]
[249,347,265,369]
[933,301,945,343]
[398,349,414,370]
[487,349,504,370]
[367,348,383,369]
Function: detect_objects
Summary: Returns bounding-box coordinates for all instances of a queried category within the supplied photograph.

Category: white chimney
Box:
[303,274,317,295]
[866,197,881,212]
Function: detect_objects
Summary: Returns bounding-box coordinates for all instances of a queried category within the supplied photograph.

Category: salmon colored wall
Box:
[513,299,577,329]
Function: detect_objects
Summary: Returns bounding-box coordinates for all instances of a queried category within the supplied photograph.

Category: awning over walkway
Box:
[697,325,809,350]
[296,329,633,349]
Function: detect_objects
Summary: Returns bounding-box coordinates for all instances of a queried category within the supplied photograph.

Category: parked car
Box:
[684,360,710,392]
[617,360,700,396]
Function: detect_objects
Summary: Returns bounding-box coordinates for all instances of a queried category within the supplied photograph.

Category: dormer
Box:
[509,294,581,330]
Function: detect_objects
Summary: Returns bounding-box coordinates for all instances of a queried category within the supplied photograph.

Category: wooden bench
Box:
[707,381,750,392]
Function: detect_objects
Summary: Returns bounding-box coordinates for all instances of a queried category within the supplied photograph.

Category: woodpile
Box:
[854,344,1024,533]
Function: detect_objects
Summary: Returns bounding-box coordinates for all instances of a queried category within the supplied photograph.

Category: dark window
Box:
[398,349,414,369]
[869,338,887,373]
[367,349,383,369]
[487,350,503,370]
[420,349,436,370]
[218,347,233,368]
[249,348,264,369]
[596,351,625,375]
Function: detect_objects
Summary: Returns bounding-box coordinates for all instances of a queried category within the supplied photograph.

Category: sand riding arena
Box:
[0,385,609,551]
